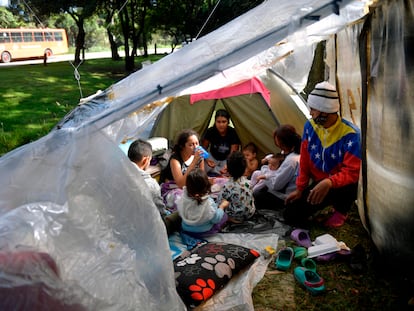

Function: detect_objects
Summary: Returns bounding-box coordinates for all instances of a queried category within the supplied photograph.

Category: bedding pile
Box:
[169,232,279,310]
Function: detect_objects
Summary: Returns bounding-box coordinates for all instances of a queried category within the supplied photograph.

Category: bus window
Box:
[0,32,10,43]
[54,32,63,41]
[34,32,43,42]
[45,32,53,41]
[11,32,23,43]
[23,32,33,42]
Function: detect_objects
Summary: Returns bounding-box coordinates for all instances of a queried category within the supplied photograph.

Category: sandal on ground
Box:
[294,266,325,295]
[290,229,312,248]
[301,258,317,272]
[324,211,347,228]
[275,247,294,271]
[316,249,351,262]
[293,246,307,260]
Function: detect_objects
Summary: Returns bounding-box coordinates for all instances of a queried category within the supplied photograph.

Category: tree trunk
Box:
[118,1,134,71]
[140,4,148,57]
[107,28,120,61]
[74,18,85,65]
[142,32,148,57]
[125,54,134,72]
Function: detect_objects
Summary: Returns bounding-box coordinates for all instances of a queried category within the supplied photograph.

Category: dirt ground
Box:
[252,206,414,311]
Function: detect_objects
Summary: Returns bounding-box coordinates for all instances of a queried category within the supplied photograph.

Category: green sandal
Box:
[301,258,317,272]
[294,267,325,295]
[275,247,294,271]
[293,246,308,260]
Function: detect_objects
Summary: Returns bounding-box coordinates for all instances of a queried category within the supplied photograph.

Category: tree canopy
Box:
[2,0,265,69]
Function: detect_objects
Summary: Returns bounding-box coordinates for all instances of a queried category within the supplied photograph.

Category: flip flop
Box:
[290,229,312,248]
[275,247,294,271]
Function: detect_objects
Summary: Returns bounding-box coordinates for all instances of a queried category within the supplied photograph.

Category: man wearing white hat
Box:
[284,81,361,228]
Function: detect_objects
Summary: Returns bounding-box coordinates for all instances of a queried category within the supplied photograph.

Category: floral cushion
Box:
[173,241,260,308]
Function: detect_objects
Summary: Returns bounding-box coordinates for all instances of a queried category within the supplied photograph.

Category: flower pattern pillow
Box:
[173,241,260,308]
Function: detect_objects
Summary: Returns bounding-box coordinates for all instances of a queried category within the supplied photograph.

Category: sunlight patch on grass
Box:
[37,76,61,83]
[26,123,48,130]
[2,91,31,100]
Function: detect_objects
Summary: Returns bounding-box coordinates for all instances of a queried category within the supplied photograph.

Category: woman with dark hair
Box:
[201,109,241,176]
[253,124,301,210]
[159,129,205,211]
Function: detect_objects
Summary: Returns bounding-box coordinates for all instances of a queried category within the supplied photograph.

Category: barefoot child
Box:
[242,142,259,179]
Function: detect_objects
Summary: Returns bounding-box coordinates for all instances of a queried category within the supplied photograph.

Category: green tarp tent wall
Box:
[151,74,308,159]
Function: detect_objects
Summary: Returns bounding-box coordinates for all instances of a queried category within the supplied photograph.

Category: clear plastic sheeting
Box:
[363,0,414,261]
[0,249,90,311]
[55,0,366,137]
[103,101,167,143]
[0,129,186,311]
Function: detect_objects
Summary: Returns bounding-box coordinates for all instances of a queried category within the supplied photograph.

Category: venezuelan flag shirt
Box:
[296,117,361,191]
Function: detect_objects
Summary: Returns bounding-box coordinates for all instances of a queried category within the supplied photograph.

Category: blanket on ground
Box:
[169,231,279,311]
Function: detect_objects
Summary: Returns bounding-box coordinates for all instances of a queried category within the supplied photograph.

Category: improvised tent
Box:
[149,76,307,160]
[0,0,413,310]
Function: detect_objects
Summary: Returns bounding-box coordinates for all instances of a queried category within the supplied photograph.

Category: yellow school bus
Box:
[0,28,68,63]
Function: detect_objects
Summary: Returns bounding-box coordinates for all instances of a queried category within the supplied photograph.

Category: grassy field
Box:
[1,55,413,310]
[0,55,163,156]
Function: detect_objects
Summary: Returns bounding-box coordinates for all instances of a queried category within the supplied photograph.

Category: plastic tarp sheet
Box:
[362,0,414,262]
[334,0,414,264]
[0,129,185,310]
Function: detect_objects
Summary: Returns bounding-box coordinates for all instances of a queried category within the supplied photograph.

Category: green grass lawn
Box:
[0,55,164,156]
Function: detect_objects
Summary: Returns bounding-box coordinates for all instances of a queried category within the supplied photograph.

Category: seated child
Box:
[177,168,229,238]
[128,139,181,235]
[242,142,259,179]
[217,151,256,223]
[250,153,284,192]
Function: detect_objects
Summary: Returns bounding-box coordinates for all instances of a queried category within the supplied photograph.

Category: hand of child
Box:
[219,165,228,175]
[219,199,229,210]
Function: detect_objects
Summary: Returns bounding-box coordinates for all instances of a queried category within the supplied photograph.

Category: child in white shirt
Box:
[177,168,229,238]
